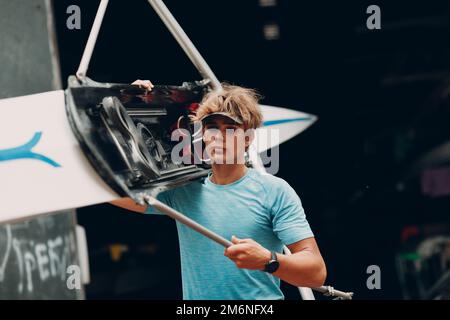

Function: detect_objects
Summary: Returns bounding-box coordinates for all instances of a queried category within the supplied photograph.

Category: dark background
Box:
[53,0,450,299]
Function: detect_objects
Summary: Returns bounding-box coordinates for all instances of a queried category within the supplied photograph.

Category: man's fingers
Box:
[224,244,248,259]
[144,80,154,89]
[231,235,240,244]
[131,79,145,86]
[134,79,153,87]
[131,79,154,90]
[224,250,244,263]
[224,247,236,257]
[232,235,251,244]
[233,237,253,244]
[225,246,240,257]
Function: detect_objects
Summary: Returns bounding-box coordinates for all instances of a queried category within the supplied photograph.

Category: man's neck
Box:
[210,164,248,185]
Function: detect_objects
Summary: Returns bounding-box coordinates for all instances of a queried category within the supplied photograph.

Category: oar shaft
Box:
[144,195,232,247]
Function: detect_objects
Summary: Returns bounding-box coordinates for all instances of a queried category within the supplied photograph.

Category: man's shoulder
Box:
[247,169,291,193]
[247,170,301,213]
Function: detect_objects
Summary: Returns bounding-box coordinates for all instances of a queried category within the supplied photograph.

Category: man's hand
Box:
[224,236,271,271]
[132,79,154,90]
[224,236,327,287]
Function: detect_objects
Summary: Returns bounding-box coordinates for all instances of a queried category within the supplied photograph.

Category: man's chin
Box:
[210,155,226,164]
[209,156,246,165]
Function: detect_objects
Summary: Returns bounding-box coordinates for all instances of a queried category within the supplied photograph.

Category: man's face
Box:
[202,115,252,165]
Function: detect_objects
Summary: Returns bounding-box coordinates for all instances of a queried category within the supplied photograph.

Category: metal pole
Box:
[144,195,232,247]
[311,286,354,300]
[76,0,109,81]
[147,0,222,90]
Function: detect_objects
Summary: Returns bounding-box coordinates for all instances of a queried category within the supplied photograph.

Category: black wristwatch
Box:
[264,251,280,273]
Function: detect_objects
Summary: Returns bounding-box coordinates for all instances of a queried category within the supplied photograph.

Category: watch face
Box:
[266,260,280,273]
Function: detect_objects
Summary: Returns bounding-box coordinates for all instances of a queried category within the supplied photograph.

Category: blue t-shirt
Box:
[146,168,314,300]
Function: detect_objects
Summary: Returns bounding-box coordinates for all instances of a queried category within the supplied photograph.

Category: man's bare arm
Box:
[273,237,327,288]
[110,198,147,213]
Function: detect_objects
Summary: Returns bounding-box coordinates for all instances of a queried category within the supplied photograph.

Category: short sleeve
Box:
[145,189,174,215]
[268,180,314,245]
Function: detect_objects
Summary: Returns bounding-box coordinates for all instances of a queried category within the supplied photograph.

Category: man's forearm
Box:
[272,251,326,288]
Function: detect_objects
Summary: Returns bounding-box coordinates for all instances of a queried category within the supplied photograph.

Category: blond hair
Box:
[192,83,263,129]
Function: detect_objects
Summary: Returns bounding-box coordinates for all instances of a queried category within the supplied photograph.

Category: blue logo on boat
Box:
[0,132,61,167]
[263,117,313,127]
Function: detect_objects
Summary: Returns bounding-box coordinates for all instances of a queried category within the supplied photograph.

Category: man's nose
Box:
[212,134,225,144]
[211,128,228,140]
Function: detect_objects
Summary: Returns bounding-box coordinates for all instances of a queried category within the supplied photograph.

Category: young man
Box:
[112,80,326,300]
